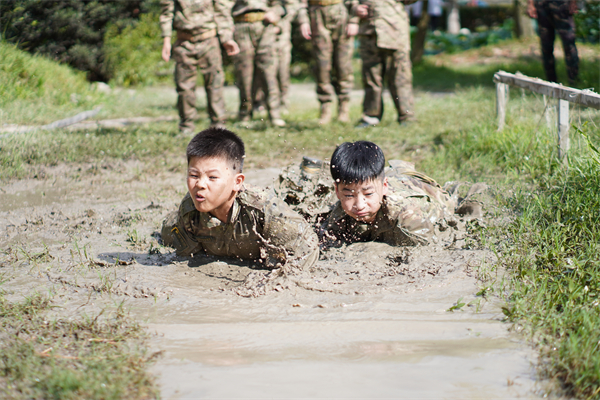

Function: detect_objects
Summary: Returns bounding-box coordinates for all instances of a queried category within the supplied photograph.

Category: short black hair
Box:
[186,127,245,172]
[330,141,385,184]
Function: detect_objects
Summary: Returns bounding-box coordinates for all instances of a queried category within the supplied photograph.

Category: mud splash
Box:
[0,162,549,398]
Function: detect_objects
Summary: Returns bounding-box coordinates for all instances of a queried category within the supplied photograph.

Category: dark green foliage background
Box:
[0,0,160,81]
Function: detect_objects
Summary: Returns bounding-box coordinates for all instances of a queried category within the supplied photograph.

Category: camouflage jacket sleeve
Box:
[294,0,309,25]
[213,0,235,43]
[161,194,205,256]
[260,193,320,271]
[345,0,360,25]
[159,0,175,37]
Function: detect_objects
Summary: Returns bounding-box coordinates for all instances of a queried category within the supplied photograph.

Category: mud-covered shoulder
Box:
[178,192,197,217]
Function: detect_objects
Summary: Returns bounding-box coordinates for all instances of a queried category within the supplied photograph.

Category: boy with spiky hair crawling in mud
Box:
[161,127,319,270]
[320,140,459,246]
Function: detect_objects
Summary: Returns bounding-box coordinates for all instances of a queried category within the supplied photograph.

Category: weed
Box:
[0,292,158,399]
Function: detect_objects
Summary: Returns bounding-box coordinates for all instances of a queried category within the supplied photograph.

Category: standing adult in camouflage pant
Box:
[232,0,286,127]
[160,0,239,134]
[350,0,415,127]
[300,0,355,124]
[252,0,306,113]
[527,0,579,85]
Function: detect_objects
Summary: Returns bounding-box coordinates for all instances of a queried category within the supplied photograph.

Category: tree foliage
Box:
[0,0,159,81]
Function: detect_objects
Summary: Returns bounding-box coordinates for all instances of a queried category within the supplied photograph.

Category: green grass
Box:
[0,291,158,399]
[497,140,600,398]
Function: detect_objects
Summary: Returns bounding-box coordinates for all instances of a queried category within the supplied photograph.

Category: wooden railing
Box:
[494,71,600,161]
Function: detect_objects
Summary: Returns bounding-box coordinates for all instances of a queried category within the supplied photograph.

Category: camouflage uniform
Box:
[232,0,285,121]
[160,0,235,132]
[305,0,354,106]
[321,162,457,245]
[161,186,319,270]
[253,0,307,109]
[534,0,578,84]
[349,0,415,123]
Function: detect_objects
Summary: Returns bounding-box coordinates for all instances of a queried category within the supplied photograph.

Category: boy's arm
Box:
[261,196,319,270]
[161,199,204,257]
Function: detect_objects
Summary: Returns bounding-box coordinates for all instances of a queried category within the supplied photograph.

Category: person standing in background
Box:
[232,0,287,127]
[253,0,307,116]
[350,0,416,128]
[160,0,239,134]
[299,0,356,124]
[527,0,579,85]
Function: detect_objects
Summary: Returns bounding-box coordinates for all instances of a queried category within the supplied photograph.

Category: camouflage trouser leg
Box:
[173,36,226,131]
[252,22,292,109]
[278,26,293,108]
[360,35,386,121]
[388,46,414,121]
[536,0,578,84]
[234,21,281,120]
[310,4,354,104]
[360,36,414,122]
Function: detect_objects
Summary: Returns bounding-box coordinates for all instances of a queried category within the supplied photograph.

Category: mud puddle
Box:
[0,163,548,399]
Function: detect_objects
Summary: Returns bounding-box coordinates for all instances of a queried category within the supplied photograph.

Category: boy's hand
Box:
[223,40,240,56]
[300,23,312,40]
[346,23,359,37]
[162,37,171,62]
[356,4,369,18]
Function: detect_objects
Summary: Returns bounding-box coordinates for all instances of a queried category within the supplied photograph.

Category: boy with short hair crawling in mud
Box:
[161,127,319,270]
[320,140,460,246]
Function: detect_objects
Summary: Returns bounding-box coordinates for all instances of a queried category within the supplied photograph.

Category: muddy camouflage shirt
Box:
[162,186,319,270]
[321,169,457,246]
[160,0,235,42]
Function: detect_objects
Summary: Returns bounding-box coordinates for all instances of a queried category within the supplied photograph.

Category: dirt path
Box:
[0,152,549,398]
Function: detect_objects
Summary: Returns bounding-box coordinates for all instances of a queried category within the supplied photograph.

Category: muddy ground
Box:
[0,151,552,399]
[0,82,560,398]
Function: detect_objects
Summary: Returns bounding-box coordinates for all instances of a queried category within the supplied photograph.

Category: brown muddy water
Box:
[0,161,548,399]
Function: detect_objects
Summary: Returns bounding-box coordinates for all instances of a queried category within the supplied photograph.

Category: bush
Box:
[103,13,169,87]
[575,1,600,43]
[0,0,159,82]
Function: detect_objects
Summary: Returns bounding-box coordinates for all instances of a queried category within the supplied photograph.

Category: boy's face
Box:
[187,156,244,222]
[334,178,388,223]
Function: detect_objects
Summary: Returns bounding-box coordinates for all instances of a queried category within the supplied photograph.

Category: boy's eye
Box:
[209,175,218,180]
[365,192,374,197]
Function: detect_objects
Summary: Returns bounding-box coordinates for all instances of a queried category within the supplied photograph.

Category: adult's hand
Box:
[526,0,537,19]
[300,23,312,40]
[264,11,280,24]
[569,0,578,14]
[223,40,240,56]
[162,37,172,62]
[356,4,369,18]
[346,23,359,37]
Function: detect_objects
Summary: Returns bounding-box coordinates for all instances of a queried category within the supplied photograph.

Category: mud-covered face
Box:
[186,156,244,223]
[335,178,388,223]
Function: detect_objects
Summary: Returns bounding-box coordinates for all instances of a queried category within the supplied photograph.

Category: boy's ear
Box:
[334,183,342,200]
[233,173,245,191]
[382,177,389,196]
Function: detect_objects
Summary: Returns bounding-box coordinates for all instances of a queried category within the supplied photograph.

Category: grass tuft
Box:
[0,292,158,399]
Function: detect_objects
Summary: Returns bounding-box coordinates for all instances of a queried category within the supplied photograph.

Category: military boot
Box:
[337,100,350,122]
[319,102,333,124]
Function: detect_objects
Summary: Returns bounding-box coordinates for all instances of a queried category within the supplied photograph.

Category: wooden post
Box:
[557,99,569,161]
[496,82,509,131]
